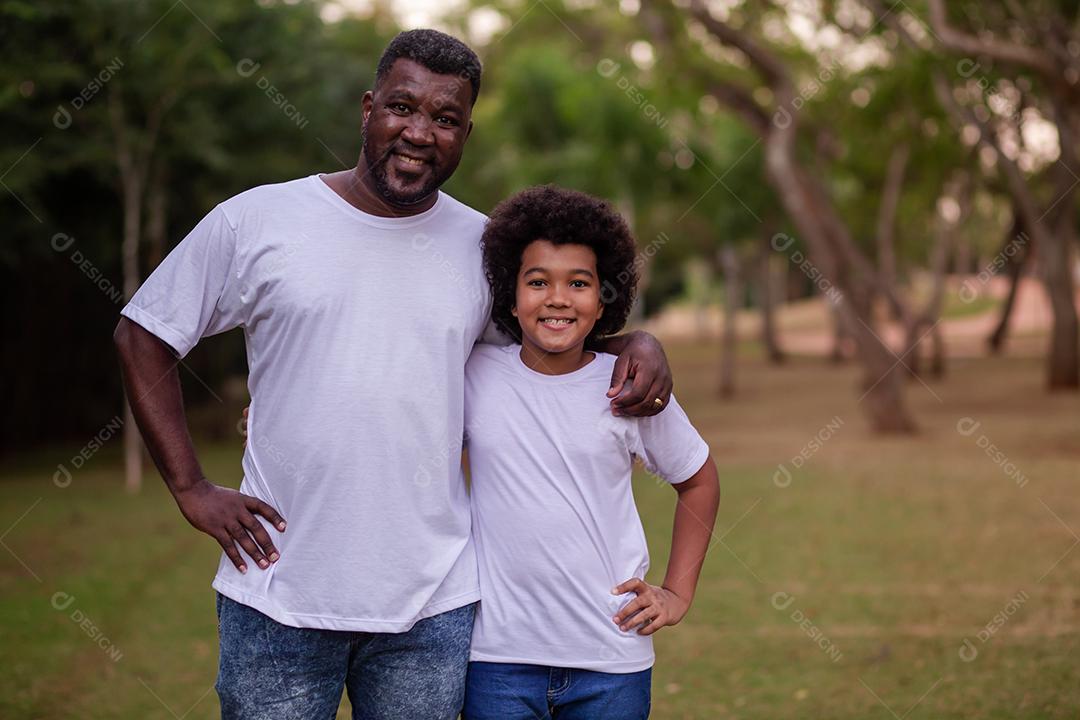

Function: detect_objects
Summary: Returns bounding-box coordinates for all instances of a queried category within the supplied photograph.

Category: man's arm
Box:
[593,330,673,417]
[114,317,285,573]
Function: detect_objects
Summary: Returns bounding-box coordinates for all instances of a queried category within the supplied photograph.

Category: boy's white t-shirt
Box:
[121,175,493,632]
[464,343,710,673]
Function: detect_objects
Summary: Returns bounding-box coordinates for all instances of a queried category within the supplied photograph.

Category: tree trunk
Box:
[681,0,916,431]
[827,297,849,363]
[756,228,785,364]
[110,87,169,493]
[877,143,909,321]
[1043,205,1080,388]
[904,175,966,380]
[719,245,740,398]
[765,145,916,431]
[121,178,144,494]
[930,322,946,377]
[987,213,1030,354]
[146,162,168,270]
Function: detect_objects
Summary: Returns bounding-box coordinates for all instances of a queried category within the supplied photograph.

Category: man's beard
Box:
[361,130,447,206]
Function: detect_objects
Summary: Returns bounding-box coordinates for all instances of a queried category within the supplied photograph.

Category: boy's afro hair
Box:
[482,185,639,344]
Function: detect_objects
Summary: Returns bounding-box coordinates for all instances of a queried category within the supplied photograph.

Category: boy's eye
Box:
[570,280,590,288]
[527,279,546,287]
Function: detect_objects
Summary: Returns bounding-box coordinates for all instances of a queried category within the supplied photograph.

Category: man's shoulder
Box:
[216,176,317,223]
[438,192,488,228]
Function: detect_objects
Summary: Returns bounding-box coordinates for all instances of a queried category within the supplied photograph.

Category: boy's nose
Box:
[546,291,570,307]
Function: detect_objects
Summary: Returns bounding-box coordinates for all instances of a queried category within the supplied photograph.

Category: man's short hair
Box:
[375,29,482,105]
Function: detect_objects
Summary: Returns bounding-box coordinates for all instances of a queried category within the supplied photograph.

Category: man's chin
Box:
[378,177,440,206]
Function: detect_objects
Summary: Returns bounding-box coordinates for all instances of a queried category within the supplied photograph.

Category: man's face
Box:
[360,59,474,205]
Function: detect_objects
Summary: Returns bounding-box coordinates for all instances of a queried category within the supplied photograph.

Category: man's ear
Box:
[465,119,474,142]
[361,90,374,124]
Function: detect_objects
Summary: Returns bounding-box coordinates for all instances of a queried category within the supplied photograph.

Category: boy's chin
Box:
[522,333,589,355]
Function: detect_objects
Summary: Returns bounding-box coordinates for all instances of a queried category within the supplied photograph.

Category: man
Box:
[114,29,673,719]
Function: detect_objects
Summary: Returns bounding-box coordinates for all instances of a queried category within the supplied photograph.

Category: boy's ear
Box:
[511,305,517,317]
[597,299,604,318]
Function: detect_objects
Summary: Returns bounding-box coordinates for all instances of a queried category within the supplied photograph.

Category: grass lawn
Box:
[2,341,1078,718]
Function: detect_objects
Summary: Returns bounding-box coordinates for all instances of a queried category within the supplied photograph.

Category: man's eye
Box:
[436,116,458,126]
[390,103,410,113]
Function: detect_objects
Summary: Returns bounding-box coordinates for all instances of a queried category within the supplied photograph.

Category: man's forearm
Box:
[591,329,647,355]
[114,318,205,495]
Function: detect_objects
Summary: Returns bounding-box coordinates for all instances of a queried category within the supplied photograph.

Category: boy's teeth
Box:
[542,318,573,325]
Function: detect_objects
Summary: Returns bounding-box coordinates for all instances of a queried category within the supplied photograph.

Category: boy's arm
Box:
[114,318,285,574]
[612,457,720,634]
[593,330,673,418]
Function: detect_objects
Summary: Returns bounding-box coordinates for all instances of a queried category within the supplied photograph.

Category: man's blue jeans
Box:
[462,661,652,719]
[215,593,476,719]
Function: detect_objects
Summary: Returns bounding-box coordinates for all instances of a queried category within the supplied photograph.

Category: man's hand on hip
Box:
[174,479,286,574]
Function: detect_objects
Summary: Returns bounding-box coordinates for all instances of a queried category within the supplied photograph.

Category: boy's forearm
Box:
[662,461,721,603]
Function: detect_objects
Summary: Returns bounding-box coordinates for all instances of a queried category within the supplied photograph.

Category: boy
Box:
[462,186,721,719]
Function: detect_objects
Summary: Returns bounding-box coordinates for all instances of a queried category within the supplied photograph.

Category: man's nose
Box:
[400,114,435,146]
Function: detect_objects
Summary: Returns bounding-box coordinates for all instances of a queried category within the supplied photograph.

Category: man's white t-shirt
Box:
[464,343,710,673]
[121,174,493,632]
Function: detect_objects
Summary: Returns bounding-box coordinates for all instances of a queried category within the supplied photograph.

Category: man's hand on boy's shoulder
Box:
[610,577,691,636]
[604,331,673,417]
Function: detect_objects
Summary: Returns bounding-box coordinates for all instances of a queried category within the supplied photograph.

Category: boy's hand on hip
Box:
[611,578,690,636]
[174,479,286,574]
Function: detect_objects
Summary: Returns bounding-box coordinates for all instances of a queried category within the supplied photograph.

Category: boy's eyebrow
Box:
[522,267,596,278]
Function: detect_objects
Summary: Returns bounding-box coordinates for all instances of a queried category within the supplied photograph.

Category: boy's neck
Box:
[519,339,595,376]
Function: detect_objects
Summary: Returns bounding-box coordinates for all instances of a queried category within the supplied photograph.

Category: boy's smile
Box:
[513,240,604,374]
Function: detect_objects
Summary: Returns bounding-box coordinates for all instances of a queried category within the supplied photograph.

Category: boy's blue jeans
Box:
[215,593,476,720]
[463,661,652,719]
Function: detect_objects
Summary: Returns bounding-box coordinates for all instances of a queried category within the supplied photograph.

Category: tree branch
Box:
[926,0,1057,76]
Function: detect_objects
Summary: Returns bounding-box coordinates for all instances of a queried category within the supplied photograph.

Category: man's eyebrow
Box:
[432,96,465,115]
[384,89,418,103]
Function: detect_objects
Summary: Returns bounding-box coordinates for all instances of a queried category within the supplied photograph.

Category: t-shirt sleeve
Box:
[632,393,710,485]
[119,204,246,358]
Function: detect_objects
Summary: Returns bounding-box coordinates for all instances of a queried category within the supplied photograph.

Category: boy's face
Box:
[512,240,604,355]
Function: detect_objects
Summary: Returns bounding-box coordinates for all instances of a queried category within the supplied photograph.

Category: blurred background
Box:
[2,0,1079,717]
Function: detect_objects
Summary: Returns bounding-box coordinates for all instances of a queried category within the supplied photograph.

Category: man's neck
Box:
[322,166,436,218]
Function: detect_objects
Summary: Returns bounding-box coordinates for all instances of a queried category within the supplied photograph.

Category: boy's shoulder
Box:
[466,342,517,377]
[591,351,619,372]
